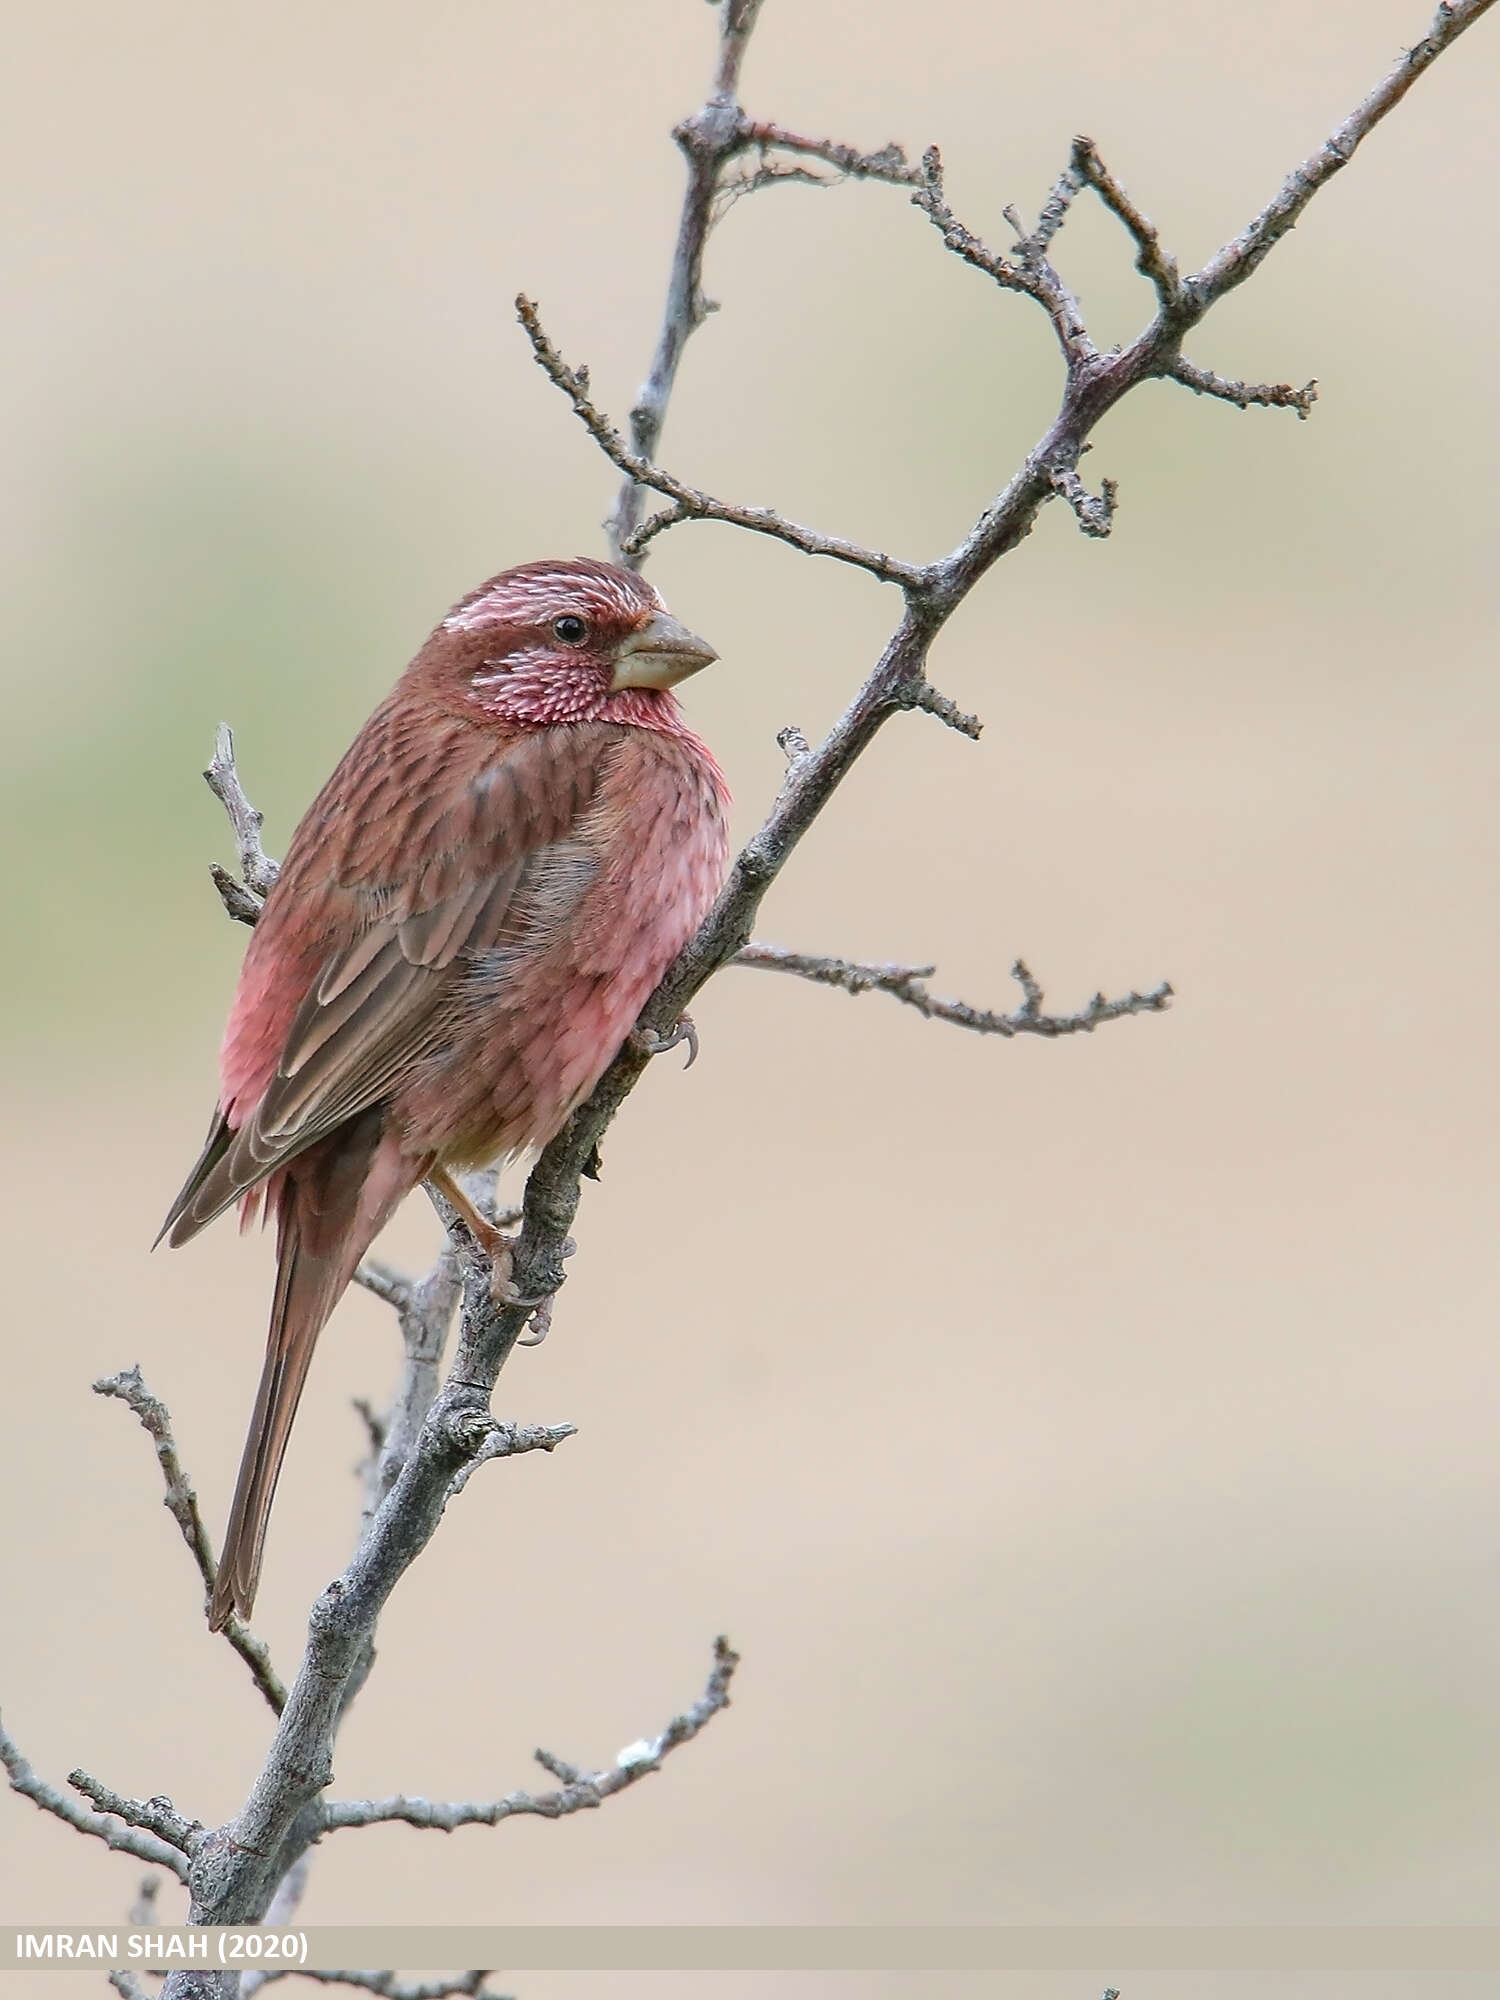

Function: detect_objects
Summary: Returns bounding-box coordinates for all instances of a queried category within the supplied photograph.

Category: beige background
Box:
[3,0,1500,1995]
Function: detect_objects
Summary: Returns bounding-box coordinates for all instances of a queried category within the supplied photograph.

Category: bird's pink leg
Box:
[429,1166,527,1304]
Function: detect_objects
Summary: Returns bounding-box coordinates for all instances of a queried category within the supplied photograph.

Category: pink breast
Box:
[508,733,730,1142]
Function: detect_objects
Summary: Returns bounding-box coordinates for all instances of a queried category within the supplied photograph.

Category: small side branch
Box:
[912,684,983,739]
[252,1976,497,1999]
[352,1259,414,1314]
[1071,137,1180,308]
[445,1418,578,1499]
[913,146,1093,369]
[1012,161,1085,261]
[109,1975,158,2000]
[205,724,278,912]
[736,946,1172,1040]
[1049,461,1119,538]
[518,297,922,588]
[67,1770,204,1855]
[718,124,922,213]
[94,1368,287,1716]
[0,1717,191,1884]
[740,123,921,185]
[1168,356,1318,418]
[321,1635,737,1835]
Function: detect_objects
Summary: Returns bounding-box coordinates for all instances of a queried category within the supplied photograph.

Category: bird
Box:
[159,556,730,1631]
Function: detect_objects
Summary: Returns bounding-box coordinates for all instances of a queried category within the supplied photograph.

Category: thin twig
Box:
[110,1975,158,2000]
[607,0,762,562]
[252,1976,495,1999]
[204,724,278,900]
[735,946,1172,1039]
[912,684,983,739]
[1071,137,1180,307]
[1168,356,1318,418]
[93,1368,287,1716]
[1186,0,1498,312]
[1049,461,1119,539]
[445,1419,578,1499]
[519,296,923,588]
[741,123,921,184]
[717,124,921,215]
[67,1771,204,1854]
[912,145,1094,369]
[0,1717,191,1883]
[1014,160,1085,260]
[321,1636,737,1834]
[352,1260,414,1313]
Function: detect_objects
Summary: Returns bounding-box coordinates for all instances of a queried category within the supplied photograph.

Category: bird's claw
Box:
[518,1296,554,1347]
[487,1235,542,1309]
[631,1013,699,1068]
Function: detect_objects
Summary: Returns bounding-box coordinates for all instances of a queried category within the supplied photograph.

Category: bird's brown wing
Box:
[160,722,619,1247]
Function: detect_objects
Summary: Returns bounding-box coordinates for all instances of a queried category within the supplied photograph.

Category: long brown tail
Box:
[210,1109,400,1632]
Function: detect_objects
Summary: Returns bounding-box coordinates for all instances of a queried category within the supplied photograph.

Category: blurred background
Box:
[3,1,1500,1995]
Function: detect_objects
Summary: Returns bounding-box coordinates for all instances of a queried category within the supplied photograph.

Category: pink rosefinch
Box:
[160,558,728,1630]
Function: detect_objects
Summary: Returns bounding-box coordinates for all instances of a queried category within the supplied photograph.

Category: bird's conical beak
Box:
[609,609,719,692]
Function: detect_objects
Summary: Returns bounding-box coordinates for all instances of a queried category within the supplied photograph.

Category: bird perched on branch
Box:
[160,557,729,1630]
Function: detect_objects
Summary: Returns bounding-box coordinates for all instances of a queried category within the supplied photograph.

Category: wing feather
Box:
[161,723,621,1247]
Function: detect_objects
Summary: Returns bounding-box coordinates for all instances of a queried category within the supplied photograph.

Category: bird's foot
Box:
[430,1168,541,1308]
[631,1013,699,1068]
[514,1234,575,1342]
[485,1230,525,1304]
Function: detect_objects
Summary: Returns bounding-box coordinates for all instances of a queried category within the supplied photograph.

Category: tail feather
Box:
[155,1106,233,1250]
[209,1107,414,1632]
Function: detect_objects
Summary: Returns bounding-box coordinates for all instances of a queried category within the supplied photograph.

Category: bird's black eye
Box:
[552,614,588,645]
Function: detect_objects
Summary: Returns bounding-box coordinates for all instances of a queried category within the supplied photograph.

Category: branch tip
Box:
[1169,356,1318,418]
[736,943,1172,1040]
[93,1366,287,1715]
[320,1634,737,1836]
[912,683,983,739]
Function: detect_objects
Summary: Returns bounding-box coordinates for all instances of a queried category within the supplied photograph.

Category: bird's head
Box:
[419,557,718,729]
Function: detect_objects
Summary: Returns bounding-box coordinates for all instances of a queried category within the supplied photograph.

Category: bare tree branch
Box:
[606,0,763,562]
[911,684,983,739]
[740,123,921,185]
[519,295,923,588]
[912,144,1093,368]
[716,125,921,215]
[66,1770,203,1855]
[109,1974,158,2000]
[94,1368,287,1716]
[254,1975,497,1999]
[736,946,1172,1038]
[357,1243,463,1533]
[1186,0,1495,309]
[443,1420,578,1500]
[321,1636,737,1834]
[205,724,278,903]
[1168,356,1318,418]
[1070,137,1181,309]
[0,1717,191,1883]
[1048,461,1119,539]
[352,1260,414,1314]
